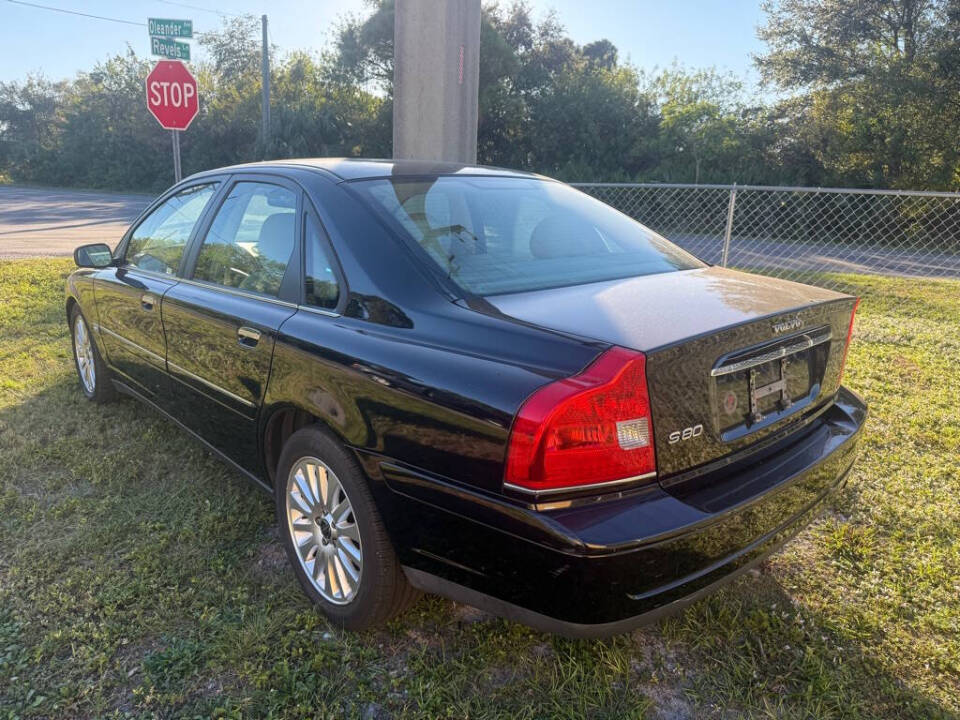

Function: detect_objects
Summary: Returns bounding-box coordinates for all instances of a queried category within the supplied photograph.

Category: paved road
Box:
[0,186,153,259]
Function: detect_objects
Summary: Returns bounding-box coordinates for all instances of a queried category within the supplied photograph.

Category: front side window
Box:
[193,182,297,297]
[350,176,705,296]
[126,182,219,274]
[304,214,340,310]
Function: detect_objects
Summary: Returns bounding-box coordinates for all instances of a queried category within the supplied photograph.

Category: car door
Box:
[94,181,222,397]
[160,176,301,473]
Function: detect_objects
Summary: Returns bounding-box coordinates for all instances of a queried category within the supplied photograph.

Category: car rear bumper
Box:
[367,386,867,638]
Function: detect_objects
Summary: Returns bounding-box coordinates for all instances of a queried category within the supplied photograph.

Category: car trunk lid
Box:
[486,267,857,478]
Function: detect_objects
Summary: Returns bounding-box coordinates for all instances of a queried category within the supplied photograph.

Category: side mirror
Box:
[74,243,115,268]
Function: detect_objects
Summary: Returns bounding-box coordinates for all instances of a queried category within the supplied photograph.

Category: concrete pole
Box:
[393,0,481,164]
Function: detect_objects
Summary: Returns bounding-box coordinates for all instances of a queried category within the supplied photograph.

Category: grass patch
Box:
[0,258,958,718]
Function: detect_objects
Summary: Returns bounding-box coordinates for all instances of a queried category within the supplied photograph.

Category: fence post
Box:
[721,183,737,267]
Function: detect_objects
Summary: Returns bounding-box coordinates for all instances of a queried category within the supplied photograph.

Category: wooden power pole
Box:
[393,0,481,163]
[261,14,271,157]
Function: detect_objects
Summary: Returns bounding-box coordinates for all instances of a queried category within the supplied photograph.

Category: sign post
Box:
[147,19,195,182]
[145,61,199,182]
[171,129,182,182]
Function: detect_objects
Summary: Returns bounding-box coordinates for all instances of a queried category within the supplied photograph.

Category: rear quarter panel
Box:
[263,306,602,494]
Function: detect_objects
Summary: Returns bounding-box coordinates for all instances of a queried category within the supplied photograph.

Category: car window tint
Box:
[304,214,340,310]
[126,183,218,274]
[193,182,297,297]
[352,177,705,296]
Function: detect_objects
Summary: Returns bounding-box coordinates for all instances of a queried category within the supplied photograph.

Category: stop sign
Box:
[145,61,199,130]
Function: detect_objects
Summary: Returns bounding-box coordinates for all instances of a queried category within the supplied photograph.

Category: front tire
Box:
[275,426,419,630]
[69,305,115,403]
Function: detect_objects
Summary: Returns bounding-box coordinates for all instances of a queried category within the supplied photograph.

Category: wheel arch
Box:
[65,295,78,324]
[66,291,106,358]
[261,403,335,487]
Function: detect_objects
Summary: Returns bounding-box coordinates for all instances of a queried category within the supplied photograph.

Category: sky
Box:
[0,0,768,87]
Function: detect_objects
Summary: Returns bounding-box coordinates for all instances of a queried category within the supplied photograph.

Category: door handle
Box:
[141,293,156,311]
[237,326,261,347]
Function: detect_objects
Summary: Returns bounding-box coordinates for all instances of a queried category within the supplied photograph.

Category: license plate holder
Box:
[748,356,792,424]
[713,326,831,439]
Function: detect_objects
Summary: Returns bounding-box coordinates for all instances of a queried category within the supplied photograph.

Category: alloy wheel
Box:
[285,457,363,604]
[73,314,96,394]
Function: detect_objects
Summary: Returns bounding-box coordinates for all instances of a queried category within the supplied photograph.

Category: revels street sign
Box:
[151,37,191,61]
[147,18,193,38]
[145,61,199,131]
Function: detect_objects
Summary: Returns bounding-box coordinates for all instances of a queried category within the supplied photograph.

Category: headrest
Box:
[530,214,607,259]
[257,212,295,264]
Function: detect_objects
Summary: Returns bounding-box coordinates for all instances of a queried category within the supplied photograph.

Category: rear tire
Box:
[275,425,419,630]
[69,305,116,403]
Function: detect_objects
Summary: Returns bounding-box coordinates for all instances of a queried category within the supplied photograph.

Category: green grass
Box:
[1,259,958,719]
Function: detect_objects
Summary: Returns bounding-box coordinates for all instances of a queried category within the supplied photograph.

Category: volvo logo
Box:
[772,315,804,334]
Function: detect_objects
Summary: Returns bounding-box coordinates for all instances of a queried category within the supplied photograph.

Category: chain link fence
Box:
[574,183,960,292]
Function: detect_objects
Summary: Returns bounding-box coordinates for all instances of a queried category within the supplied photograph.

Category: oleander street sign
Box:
[150,36,191,61]
[148,18,193,39]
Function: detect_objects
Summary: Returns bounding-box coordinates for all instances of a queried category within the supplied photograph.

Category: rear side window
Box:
[304,213,340,310]
[193,182,297,297]
[350,176,704,296]
[126,183,219,274]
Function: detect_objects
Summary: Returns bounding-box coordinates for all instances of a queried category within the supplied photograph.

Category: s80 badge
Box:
[668,424,703,444]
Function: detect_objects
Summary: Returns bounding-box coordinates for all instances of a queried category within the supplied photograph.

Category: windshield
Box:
[349,175,705,296]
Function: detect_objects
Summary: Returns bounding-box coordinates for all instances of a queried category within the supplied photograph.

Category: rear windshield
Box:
[349,176,704,295]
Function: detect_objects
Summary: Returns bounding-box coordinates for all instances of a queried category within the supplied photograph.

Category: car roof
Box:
[189,157,544,182]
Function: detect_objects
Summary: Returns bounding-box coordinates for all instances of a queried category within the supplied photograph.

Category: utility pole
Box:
[261,14,271,158]
[393,0,481,163]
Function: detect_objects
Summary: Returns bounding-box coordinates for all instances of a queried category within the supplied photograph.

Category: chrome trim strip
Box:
[296,304,340,318]
[167,360,256,408]
[504,471,658,498]
[173,276,299,308]
[98,325,165,365]
[118,266,180,284]
[711,327,832,377]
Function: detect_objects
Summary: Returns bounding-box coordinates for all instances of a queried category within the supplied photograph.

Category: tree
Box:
[0,76,66,183]
[10,1,953,192]
[646,66,786,185]
[756,0,960,189]
[191,16,266,167]
[328,1,661,179]
[271,52,388,158]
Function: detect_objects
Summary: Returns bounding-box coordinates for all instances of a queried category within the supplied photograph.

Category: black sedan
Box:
[66,159,866,637]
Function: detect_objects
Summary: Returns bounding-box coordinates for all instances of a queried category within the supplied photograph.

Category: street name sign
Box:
[145,61,199,131]
[150,37,191,61]
[147,18,193,38]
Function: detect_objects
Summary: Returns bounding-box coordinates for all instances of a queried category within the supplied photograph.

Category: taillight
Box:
[504,347,657,494]
[838,297,860,383]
